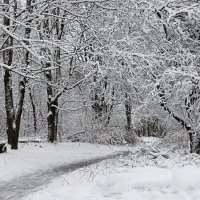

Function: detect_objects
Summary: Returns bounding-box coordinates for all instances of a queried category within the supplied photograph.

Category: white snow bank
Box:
[0,142,126,182]
[172,165,200,190]
[93,167,171,196]
[24,164,200,200]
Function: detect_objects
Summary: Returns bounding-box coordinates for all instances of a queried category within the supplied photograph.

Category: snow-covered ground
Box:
[22,137,200,200]
[2,137,200,200]
[0,142,128,182]
[24,159,200,200]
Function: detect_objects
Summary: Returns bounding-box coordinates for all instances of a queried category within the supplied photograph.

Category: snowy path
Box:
[0,143,130,182]
[0,151,129,200]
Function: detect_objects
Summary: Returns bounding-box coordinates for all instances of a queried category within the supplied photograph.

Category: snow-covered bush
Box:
[67,125,131,145]
[160,131,189,150]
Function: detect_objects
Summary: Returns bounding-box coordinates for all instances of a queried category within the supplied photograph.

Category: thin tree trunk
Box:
[14,78,26,149]
[29,88,37,133]
[125,93,132,131]
[124,92,134,143]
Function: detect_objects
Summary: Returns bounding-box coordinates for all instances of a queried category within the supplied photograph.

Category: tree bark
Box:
[45,63,58,142]
[42,6,64,143]
[125,93,132,131]
[3,0,30,149]
[157,84,200,153]
[47,100,58,143]
[3,0,17,149]
[14,78,26,148]
[4,70,16,148]
[29,88,37,133]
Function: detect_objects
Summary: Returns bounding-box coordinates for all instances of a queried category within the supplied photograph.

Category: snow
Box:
[172,166,200,190]
[0,142,126,182]
[2,138,200,200]
[21,138,200,200]
[24,163,200,200]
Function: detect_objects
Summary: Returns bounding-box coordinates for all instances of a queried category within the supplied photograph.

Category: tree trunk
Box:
[4,68,26,150]
[15,78,26,135]
[157,84,200,153]
[47,100,58,143]
[25,0,35,132]
[125,93,132,131]
[3,0,17,149]
[45,61,59,142]
[45,64,57,143]
[124,93,134,143]
[29,88,37,133]
[105,87,114,126]
[44,7,63,143]
[3,0,31,149]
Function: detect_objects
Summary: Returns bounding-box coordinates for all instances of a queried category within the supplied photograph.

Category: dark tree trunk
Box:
[45,62,59,142]
[29,88,37,133]
[92,76,111,122]
[157,85,200,153]
[105,103,113,126]
[4,65,26,150]
[3,0,30,149]
[14,78,26,148]
[45,64,57,143]
[125,93,132,131]
[3,0,17,149]
[47,100,58,143]
[40,15,57,143]
[43,7,63,143]
[105,84,114,126]
[4,70,15,147]
[124,93,134,144]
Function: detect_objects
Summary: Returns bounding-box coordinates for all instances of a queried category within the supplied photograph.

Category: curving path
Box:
[0,151,129,200]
